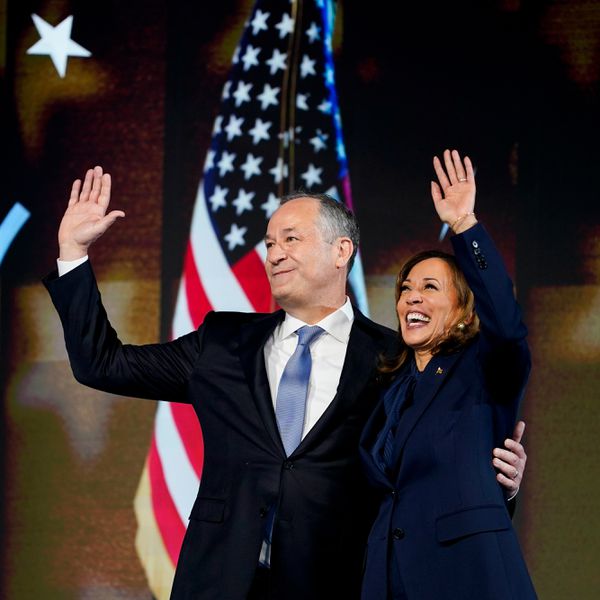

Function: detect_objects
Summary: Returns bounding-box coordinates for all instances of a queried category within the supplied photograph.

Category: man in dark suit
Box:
[44,166,526,599]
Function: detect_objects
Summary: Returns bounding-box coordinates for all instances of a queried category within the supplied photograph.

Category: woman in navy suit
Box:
[360,150,537,599]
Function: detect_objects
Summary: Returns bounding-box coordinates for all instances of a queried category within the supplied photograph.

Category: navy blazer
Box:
[44,263,397,600]
[359,224,536,599]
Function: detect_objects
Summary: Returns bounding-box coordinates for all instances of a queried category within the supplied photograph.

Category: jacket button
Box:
[283,460,294,470]
[392,528,405,540]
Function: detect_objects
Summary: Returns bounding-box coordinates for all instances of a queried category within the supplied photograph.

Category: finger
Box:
[89,166,104,204]
[493,448,519,465]
[443,149,459,184]
[68,179,82,206]
[98,173,112,210]
[433,156,451,191]
[504,438,526,459]
[452,149,467,182]
[92,211,125,237]
[79,169,94,202]
[496,472,518,492]
[430,181,443,203]
[464,156,475,182]
[493,457,519,478]
[511,420,525,444]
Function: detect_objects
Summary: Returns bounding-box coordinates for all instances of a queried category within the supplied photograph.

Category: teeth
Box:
[407,312,430,323]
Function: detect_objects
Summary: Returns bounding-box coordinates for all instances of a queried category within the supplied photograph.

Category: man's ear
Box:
[335,237,353,269]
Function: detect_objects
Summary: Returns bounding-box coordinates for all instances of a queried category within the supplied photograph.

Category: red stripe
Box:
[170,403,204,479]
[184,242,213,328]
[231,249,273,312]
[148,435,187,566]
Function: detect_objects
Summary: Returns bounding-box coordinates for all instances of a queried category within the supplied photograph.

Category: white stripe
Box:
[155,402,200,524]
[189,182,253,312]
[172,278,195,338]
[254,241,267,263]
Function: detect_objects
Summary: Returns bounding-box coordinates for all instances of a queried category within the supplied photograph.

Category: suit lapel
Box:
[294,310,384,455]
[237,310,286,454]
[390,352,463,471]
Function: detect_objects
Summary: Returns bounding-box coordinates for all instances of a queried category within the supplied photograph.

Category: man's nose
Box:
[267,244,286,264]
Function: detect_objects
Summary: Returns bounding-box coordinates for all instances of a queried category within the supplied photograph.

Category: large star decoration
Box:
[26,14,91,78]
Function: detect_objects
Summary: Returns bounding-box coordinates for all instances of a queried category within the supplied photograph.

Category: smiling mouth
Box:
[406,312,431,326]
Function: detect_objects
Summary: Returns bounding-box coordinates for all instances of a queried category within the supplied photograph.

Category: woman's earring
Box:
[457,322,466,331]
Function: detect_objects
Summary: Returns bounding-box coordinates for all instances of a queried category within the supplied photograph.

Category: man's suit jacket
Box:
[359,224,537,600]
[44,263,397,599]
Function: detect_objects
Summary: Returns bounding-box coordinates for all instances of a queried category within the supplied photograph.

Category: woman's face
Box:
[397,258,460,356]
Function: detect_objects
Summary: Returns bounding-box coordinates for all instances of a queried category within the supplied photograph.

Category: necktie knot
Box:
[296,325,325,347]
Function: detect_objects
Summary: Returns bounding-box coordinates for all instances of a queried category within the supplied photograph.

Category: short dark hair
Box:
[279,191,360,273]
[379,250,480,376]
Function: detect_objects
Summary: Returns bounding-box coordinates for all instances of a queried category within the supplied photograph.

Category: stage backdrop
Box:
[1,0,599,598]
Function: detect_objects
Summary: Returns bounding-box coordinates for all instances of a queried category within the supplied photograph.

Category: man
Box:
[45,167,526,599]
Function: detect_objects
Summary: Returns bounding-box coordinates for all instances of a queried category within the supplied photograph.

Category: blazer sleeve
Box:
[43,260,204,402]
[450,223,531,404]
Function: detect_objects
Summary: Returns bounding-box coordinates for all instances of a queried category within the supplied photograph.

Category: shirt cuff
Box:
[57,255,88,276]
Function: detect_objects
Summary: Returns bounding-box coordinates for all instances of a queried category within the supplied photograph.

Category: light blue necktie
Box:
[275,325,325,457]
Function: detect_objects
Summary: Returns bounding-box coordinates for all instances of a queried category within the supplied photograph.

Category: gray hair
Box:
[279,191,360,273]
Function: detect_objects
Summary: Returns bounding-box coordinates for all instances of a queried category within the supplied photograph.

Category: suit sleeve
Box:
[43,260,204,401]
[451,223,531,404]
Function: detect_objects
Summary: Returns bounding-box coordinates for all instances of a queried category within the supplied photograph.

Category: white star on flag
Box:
[217,151,236,176]
[241,45,261,71]
[26,14,91,78]
[269,158,288,184]
[306,23,321,43]
[224,223,248,250]
[300,55,316,78]
[209,185,228,212]
[318,99,332,114]
[275,13,295,39]
[261,193,280,219]
[232,189,256,215]
[250,9,269,35]
[301,163,323,188]
[213,115,223,134]
[297,94,309,110]
[233,81,253,107]
[222,81,231,99]
[309,130,328,152]
[248,118,272,145]
[204,149,216,170]
[240,153,263,180]
[266,48,287,75]
[232,46,240,64]
[257,83,280,110]
[224,114,244,141]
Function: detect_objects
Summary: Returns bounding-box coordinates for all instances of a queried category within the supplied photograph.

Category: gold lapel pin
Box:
[435,367,444,375]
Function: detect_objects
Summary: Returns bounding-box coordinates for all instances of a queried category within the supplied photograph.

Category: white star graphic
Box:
[266,48,287,75]
[269,158,288,184]
[204,149,216,171]
[240,153,263,180]
[209,185,228,212]
[213,115,223,134]
[26,14,91,78]
[318,99,332,114]
[224,223,248,250]
[251,9,270,35]
[222,81,232,99]
[217,151,236,177]
[309,130,328,153]
[297,93,309,110]
[306,22,321,43]
[232,46,240,64]
[248,118,272,145]
[301,163,323,188]
[232,189,256,215]
[300,55,316,78]
[241,44,260,71]
[275,13,295,38]
[224,114,244,141]
[261,193,280,218]
[233,81,253,107]
[257,83,280,110]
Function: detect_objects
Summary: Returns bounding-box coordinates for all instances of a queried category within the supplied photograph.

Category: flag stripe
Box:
[148,435,187,565]
[184,242,213,328]
[231,248,272,312]
[172,278,195,340]
[170,403,204,479]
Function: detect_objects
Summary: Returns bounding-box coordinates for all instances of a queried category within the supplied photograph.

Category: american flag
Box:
[133,1,369,596]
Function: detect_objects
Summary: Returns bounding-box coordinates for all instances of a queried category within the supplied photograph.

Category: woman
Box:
[360,150,537,599]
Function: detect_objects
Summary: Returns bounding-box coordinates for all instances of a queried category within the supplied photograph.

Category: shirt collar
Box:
[277,297,354,344]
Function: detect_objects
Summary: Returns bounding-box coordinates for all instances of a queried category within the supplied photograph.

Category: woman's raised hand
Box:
[431,149,477,234]
[58,166,125,260]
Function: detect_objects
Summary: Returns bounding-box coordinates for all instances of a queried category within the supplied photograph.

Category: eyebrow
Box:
[264,227,300,242]
[403,277,441,283]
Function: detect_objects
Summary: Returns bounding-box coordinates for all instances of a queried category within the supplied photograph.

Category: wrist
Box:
[450,212,477,234]
[59,243,88,261]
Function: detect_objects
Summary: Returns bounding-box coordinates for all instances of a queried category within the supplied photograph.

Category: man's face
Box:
[264,198,344,312]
